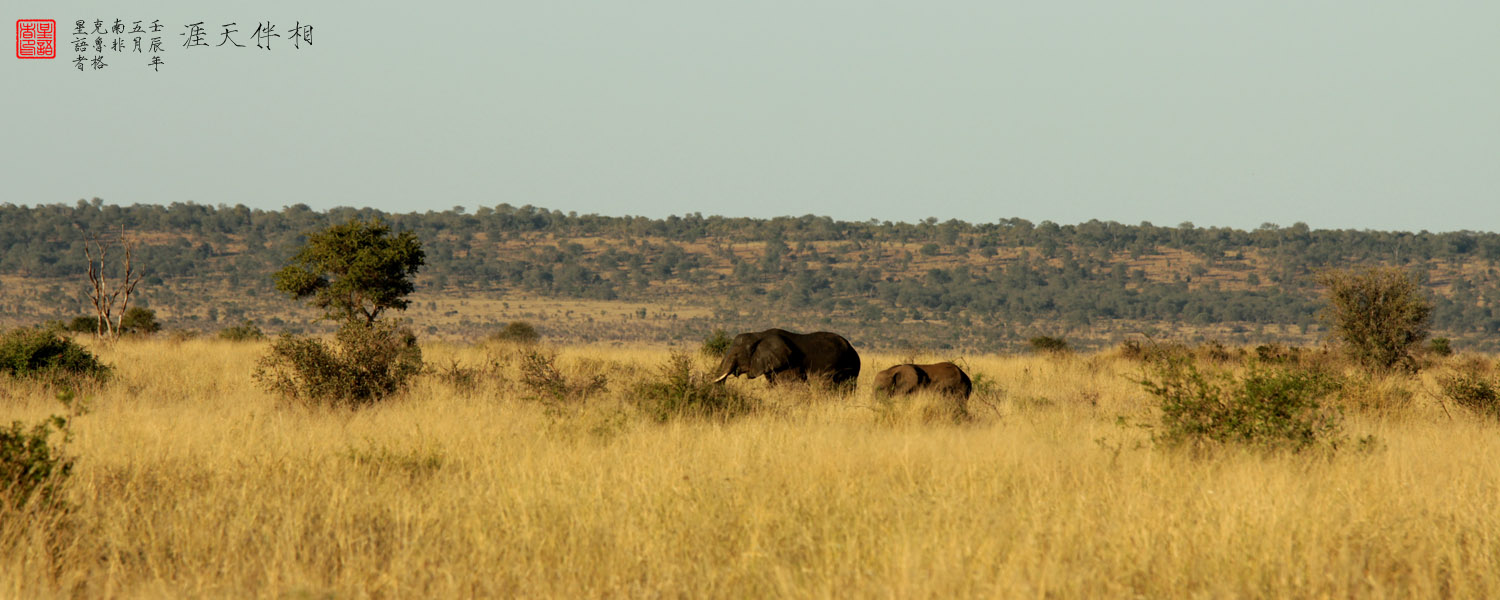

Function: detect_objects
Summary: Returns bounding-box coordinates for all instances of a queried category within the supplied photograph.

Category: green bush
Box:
[700,329,732,358]
[1318,267,1432,372]
[1439,369,1500,419]
[118,306,161,335]
[252,320,423,406]
[631,352,755,422]
[1428,337,1453,357]
[1028,336,1070,355]
[64,316,98,334]
[218,320,266,342]
[1137,356,1344,452]
[0,414,73,510]
[489,321,541,345]
[0,328,111,384]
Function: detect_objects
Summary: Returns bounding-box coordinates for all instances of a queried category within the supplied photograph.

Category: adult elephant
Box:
[711,329,860,387]
[872,362,973,400]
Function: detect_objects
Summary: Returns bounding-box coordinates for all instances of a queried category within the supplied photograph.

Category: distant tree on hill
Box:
[273,218,425,325]
[118,306,161,335]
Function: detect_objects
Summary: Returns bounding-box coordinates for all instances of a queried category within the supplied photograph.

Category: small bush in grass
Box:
[1118,339,1190,363]
[253,320,423,407]
[1117,339,1148,361]
[1428,337,1453,357]
[631,352,755,422]
[1137,356,1344,452]
[433,359,501,396]
[1029,336,1070,355]
[1439,368,1500,419]
[489,321,541,345]
[63,316,98,334]
[518,348,607,405]
[0,408,73,511]
[1197,340,1235,363]
[1255,343,1302,364]
[0,328,110,385]
[118,306,161,335]
[700,329,732,358]
[218,320,265,342]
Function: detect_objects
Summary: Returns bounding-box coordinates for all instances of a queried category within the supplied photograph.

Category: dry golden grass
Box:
[2,338,1499,598]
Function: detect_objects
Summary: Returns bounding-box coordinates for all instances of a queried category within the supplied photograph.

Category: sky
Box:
[4,2,1499,232]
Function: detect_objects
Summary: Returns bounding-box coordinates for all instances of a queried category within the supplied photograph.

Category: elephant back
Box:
[794,331,860,385]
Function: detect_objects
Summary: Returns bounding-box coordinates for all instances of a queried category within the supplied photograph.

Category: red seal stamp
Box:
[16,19,56,59]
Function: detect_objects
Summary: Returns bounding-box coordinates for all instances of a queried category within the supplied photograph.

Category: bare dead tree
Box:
[81,224,143,340]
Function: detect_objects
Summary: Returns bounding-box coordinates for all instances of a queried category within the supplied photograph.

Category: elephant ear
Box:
[748,335,794,378]
[894,365,922,393]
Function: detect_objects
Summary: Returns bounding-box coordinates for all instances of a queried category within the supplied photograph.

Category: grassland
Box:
[3,338,1500,598]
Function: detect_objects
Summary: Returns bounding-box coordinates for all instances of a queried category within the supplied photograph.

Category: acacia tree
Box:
[274,218,425,325]
[1318,266,1432,371]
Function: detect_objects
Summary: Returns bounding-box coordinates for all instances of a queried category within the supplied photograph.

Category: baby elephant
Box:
[872,362,973,399]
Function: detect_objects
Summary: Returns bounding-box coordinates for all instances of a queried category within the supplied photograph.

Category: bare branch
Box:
[79,225,146,340]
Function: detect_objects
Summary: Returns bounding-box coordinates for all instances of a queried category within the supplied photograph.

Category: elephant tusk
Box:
[712,372,729,384]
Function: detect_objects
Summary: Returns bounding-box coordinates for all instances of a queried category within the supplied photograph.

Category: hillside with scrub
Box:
[3,200,1500,351]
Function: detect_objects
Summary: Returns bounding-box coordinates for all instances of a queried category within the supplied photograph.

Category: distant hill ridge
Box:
[2,200,1498,350]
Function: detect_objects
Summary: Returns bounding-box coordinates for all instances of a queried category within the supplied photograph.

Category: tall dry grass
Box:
[1,338,1498,598]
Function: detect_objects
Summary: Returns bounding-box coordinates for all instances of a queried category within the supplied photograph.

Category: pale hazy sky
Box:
[5,2,1498,231]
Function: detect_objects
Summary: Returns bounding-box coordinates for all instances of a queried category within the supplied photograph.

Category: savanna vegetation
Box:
[2,214,1498,597]
[3,336,1500,597]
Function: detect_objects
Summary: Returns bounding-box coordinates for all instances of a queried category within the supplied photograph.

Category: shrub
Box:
[1137,356,1344,452]
[700,329,732,358]
[1197,340,1235,363]
[1318,267,1432,372]
[64,316,98,334]
[1118,339,1188,362]
[0,328,110,384]
[0,414,73,510]
[517,348,606,405]
[1029,336,1070,355]
[434,360,484,395]
[489,321,541,345]
[1439,369,1500,419]
[631,352,755,422]
[1428,337,1453,357]
[118,306,161,335]
[253,320,423,406]
[218,320,266,342]
[1254,343,1302,364]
